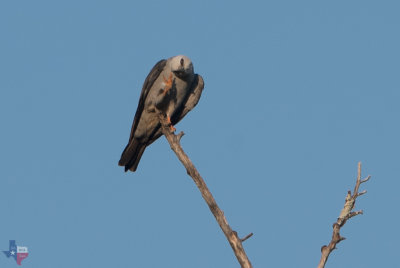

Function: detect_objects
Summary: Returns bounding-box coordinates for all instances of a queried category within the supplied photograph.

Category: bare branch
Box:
[361,175,371,184]
[347,210,363,220]
[240,233,254,242]
[317,162,370,268]
[176,131,185,141]
[158,113,253,268]
[357,190,367,197]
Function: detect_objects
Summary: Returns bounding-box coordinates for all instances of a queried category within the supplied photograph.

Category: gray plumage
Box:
[119,55,204,172]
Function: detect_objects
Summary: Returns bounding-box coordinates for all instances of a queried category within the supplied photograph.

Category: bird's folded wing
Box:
[128,59,167,141]
[172,74,205,124]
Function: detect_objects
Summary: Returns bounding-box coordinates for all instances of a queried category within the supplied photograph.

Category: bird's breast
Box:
[165,75,192,116]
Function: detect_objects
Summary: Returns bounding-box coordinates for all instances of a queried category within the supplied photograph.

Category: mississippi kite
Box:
[118,55,204,172]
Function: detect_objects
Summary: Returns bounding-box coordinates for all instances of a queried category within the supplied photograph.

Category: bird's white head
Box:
[169,55,194,79]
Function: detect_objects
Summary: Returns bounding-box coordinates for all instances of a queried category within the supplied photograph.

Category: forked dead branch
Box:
[318,162,371,268]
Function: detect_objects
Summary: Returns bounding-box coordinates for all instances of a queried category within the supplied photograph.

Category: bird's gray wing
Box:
[118,59,167,170]
[171,74,205,124]
[128,59,167,141]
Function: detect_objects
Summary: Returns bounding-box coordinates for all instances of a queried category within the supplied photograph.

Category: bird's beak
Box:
[173,68,187,78]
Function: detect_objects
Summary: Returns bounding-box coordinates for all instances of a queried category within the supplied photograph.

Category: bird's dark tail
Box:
[118,139,147,172]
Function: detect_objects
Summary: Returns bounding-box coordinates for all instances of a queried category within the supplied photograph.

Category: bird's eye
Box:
[180,58,184,66]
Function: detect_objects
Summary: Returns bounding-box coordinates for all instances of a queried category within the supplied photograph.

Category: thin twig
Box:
[158,113,253,268]
[317,162,370,268]
[240,233,254,242]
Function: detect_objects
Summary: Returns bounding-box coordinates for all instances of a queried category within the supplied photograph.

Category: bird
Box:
[118,55,204,172]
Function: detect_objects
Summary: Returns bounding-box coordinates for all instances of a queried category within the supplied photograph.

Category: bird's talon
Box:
[167,116,176,132]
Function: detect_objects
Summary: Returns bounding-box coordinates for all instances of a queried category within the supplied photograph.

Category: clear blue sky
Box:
[1,1,399,267]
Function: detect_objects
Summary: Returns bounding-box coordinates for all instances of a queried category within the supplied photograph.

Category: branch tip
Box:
[357,190,367,197]
[240,233,253,242]
[176,131,185,141]
[361,175,371,183]
[351,210,363,216]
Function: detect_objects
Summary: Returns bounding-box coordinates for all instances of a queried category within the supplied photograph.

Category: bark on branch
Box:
[317,162,371,268]
[158,113,253,268]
